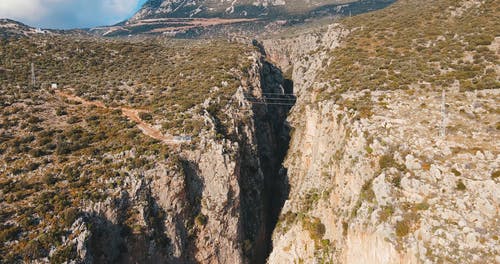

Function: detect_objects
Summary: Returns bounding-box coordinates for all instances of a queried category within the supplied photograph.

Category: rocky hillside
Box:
[132,0,367,20]
[0,19,90,38]
[0,19,50,38]
[1,0,498,263]
[0,34,294,263]
[92,0,395,37]
[263,0,499,263]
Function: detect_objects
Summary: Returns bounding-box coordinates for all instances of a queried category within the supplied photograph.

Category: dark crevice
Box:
[180,159,205,263]
[241,55,295,263]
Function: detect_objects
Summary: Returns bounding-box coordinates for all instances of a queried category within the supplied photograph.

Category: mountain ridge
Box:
[131,0,358,20]
[98,0,396,37]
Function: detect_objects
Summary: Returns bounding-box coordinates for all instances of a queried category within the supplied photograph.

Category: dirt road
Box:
[56,90,186,144]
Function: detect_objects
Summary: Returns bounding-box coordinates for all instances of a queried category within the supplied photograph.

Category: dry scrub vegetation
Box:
[0,34,255,262]
[317,0,499,99]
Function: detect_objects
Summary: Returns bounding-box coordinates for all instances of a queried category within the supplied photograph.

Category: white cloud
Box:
[0,0,144,29]
[0,0,46,20]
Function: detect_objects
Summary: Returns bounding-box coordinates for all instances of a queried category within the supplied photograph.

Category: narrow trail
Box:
[56,90,187,145]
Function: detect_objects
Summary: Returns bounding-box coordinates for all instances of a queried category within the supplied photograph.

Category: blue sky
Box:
[0,0,148,29]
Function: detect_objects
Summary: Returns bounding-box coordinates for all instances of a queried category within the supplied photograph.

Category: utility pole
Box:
[31,62,36,87]
[472,89,478,109]
[440,88,446,139]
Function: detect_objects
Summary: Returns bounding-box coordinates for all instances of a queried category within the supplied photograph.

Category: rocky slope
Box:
[1,0,498,263]
[92,0,395,37]
[0,19,90,38]
[131,0,358,20]
[0,35,293,263]
[0,19,50,37]
[263,0,499,263]
[73,54,292,263]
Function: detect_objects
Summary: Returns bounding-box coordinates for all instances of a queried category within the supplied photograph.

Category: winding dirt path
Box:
[56,90,186,144]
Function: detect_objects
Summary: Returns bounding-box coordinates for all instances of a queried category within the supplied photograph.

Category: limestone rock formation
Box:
[131,0,359,20]
[264,0,499,263]
[62,52,293,263]
[1,0,498,263]
[91,0,395,37]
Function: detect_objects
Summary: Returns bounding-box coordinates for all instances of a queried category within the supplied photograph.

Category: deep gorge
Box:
[240,57,295,263]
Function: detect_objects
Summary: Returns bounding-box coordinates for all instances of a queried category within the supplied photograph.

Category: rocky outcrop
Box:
[10,2,496,263]
[263,23,348,97]
[63,51,294,264]
[262,13,500,264]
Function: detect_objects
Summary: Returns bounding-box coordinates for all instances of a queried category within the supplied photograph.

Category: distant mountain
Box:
[0,19,90,38]
[131,0,358,20]
[92,0,395,37]
[0,19,49,37]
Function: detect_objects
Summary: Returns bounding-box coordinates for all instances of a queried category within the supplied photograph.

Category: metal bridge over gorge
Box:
[243,92,297,106]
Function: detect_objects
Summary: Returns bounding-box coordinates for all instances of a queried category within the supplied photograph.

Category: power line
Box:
[264,97,296,99]
[244,92,296,96]
[440,88,446,139]
[245,101,296,106]
[265,99,297,102]
[244,97,296,101]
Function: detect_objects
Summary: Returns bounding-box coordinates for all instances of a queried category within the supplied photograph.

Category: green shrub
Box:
[365,146,373,154]
[277,211,298,234]
[379,205,394,222]
[342,221,349,237]
[395,220,410,237]
[0,225,21,243]
[451,168,461,176]
[27,162,40,171]
[379,154,397,170]
[456,179,466,191]
[415,201,430,210]
[23,240,46,261]
[194,213,208,226]
[42,174,57,185]
[138,112,153,121]
[29,148,46,158]
[302,216,326,241]
[67,116,80,124]
[302,189,321,211]
[62,208,79,227]
[360,180,375,203]
[55,107,67,116]
[27,116,43,124]
[50,243,77,264]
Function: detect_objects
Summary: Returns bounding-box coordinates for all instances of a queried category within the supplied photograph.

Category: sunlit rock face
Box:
[130,0,361,20]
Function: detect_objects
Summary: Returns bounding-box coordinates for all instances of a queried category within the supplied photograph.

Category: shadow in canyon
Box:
[243,58,295,263]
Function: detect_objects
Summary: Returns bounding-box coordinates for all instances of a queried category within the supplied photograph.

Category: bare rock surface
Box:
[264,1,499,263]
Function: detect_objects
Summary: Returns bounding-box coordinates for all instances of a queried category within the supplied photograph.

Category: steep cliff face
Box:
[64,52,293,264]
[2,1,498,263]
[1,32,299,263]
[263,24,348,97]
[268,84,498,263]
[264,0,499,263]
